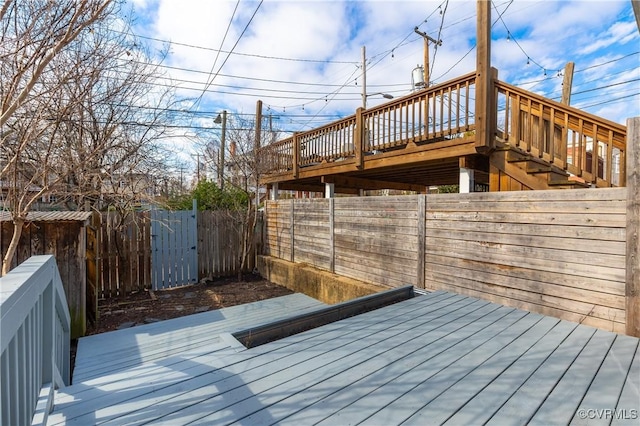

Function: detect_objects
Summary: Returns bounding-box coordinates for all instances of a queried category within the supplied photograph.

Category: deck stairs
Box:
[491,141,591,190]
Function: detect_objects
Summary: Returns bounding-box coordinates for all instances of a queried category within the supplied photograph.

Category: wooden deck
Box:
[49,291,639,425]
[259,71,627,193]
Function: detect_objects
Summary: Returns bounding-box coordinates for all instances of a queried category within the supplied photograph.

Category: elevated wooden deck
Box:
[260,71,627,193]
[49,290,639,425]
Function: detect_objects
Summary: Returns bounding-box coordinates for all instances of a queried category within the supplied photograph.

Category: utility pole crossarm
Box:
[414,27,442,88]
[413,27,442,46]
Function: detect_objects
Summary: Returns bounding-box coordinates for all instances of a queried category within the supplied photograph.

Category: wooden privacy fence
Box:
[93,209,257,299]
[0,211,92,339]
[198,210,257,280]
[264,188,631,334]
[94,211,152,299]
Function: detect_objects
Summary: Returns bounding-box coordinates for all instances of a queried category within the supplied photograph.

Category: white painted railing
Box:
[1,255,71,426]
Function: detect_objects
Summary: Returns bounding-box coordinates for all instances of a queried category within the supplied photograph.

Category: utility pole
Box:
[196,153,200,182]
[254,100,263,210]
[216,110,227,189]
[361,46,367,108]
[561,62,575,105]
[414,27,442,88]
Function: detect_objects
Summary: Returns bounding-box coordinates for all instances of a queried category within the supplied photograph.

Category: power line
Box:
[430,0,449,77]
[492,0,555,74]
[117,30,358,65]
[193,0,241,109]
[578,92,640,109]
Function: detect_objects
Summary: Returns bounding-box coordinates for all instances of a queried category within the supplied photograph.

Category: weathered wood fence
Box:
[0,212,91,338]
[94,211,152,299]
[264,188,629,334]
[93,209,257,299]
[198,210,257,280]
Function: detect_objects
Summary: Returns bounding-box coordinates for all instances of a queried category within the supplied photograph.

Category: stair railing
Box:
[495,80,627,187]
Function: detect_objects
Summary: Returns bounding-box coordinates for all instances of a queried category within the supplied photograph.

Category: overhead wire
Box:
[192,0,241,110]
[189,0,263,113]
[113,29,358,65]
[429,0,449,78]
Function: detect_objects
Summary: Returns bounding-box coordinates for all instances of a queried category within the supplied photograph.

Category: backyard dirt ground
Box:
[86,274,294,336]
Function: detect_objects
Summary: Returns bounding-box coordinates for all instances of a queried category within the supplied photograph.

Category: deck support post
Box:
[325,183,335,198]
[626,117,640,337]
[475,0,495,154]
[269,183,279,201]
[459,168,475,193]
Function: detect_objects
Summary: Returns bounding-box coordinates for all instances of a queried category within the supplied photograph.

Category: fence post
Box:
[417,195,426,289]
[626,117,639,337]
[329,198,335,273]
[290,199,295,262]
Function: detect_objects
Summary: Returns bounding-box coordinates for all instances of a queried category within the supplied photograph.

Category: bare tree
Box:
[0,0,177,274]
[0,0,114,128]
[217,113,280,280]
[49,20,178,214]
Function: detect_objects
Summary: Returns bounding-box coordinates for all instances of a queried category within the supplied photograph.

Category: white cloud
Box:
[127,0,639,142]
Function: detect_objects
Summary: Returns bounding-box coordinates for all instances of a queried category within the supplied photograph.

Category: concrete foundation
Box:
[257,255,387,304]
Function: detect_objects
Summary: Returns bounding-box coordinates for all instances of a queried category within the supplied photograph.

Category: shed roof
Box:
[0,211,92,222]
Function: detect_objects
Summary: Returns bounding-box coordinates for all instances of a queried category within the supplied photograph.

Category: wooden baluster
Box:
[526,98,533,152]
[512,93,520,148]
[465,81,470,131]
[503,89,510,142]
[439,90,444,137]
[355,107,364,169]
[577,118,585,177]
[292,133,299,178]
[561,113,569,169]
[432,91,437,136]
[447,86,453,135]
[605,130,613,185]
[456,83,462,133]
[591,123,599,184]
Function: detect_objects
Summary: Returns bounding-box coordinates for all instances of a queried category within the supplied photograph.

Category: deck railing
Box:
[260,71,627,188]
[364,72,476,152]
[0,255,71,426]
[261,72,477,176]
[495,80,627,187]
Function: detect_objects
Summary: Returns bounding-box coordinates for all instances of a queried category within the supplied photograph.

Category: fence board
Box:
[197,210,256,279]
[97,211,151,298]
[264,188,629,333]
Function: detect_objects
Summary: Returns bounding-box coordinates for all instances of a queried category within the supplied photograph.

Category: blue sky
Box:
[126,0,639,159]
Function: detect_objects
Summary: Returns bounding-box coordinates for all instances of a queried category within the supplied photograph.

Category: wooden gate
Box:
[150,201,198,290]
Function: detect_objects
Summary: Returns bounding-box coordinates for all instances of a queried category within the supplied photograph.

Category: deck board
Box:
[99,293,468,425]
[572,334,639,425]
[612,344,640,425]
[485,324,597,425]
[241,304,520,426]
[190,299,503,425]
[73,293,324,382]
[49,290,640,426]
